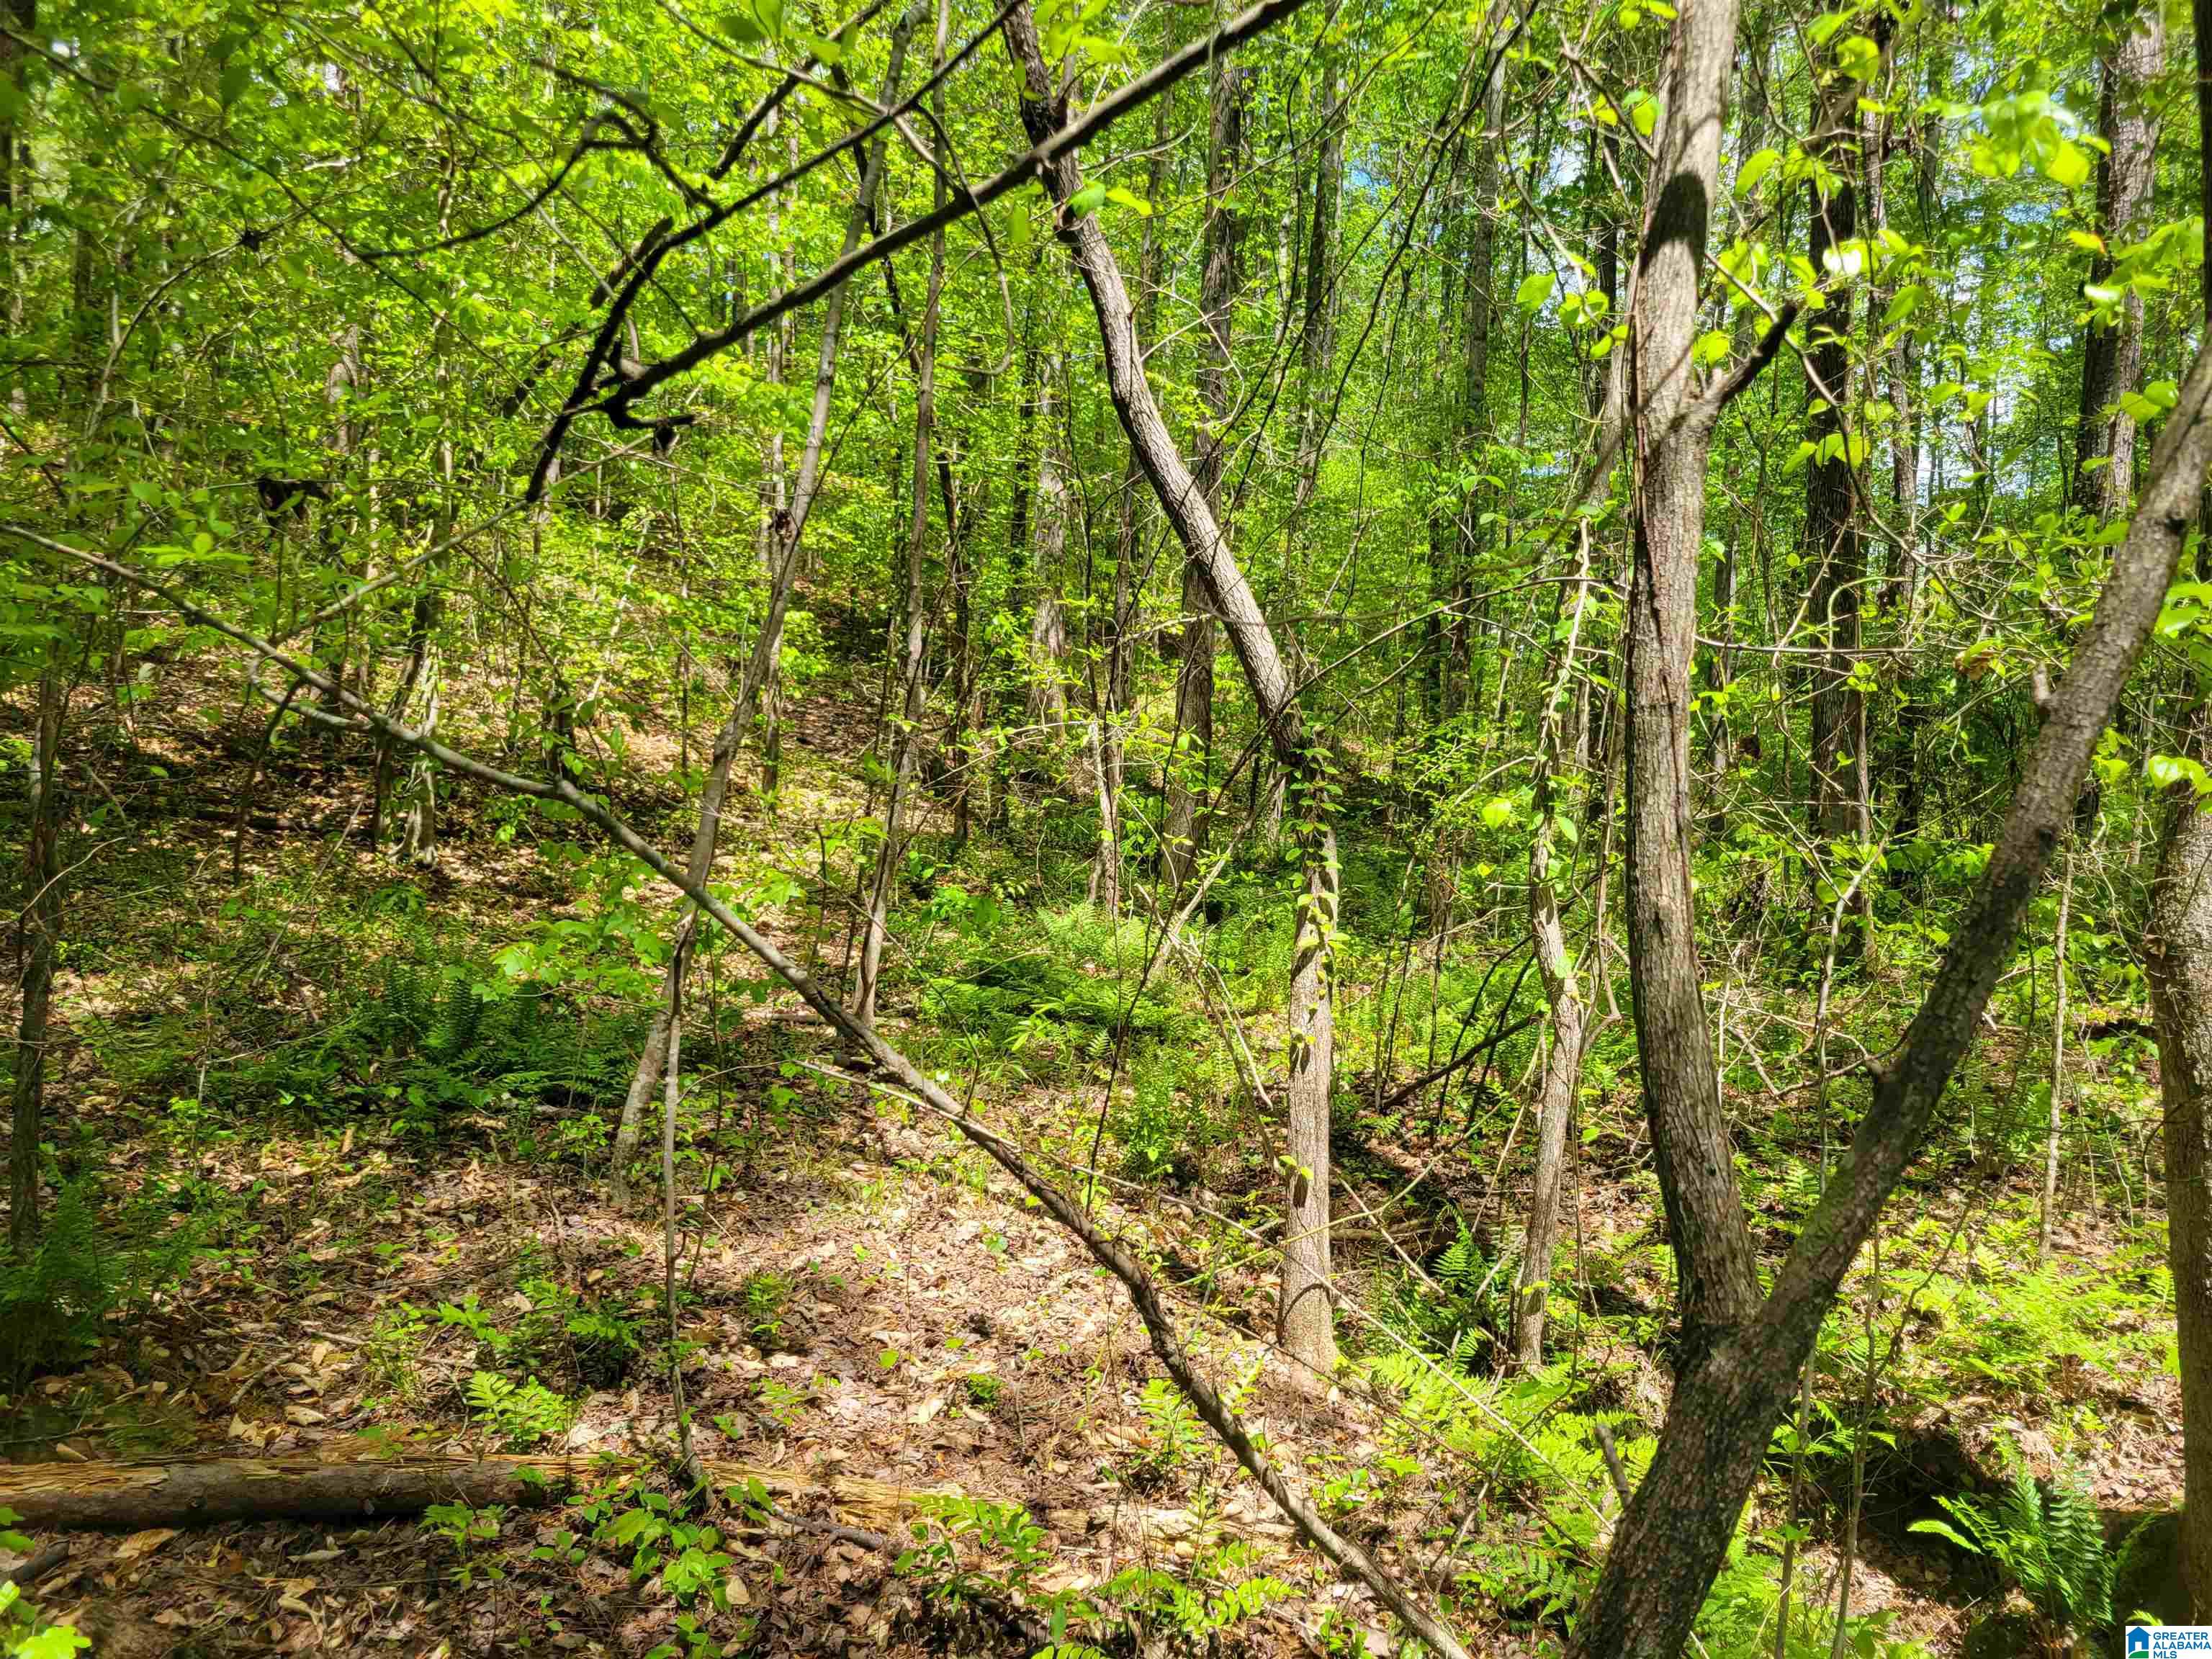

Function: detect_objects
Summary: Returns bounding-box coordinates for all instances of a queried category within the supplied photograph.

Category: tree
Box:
[2072,1,2163,521]
[1573,0,2212,1642]
[1004,0,1342,1373]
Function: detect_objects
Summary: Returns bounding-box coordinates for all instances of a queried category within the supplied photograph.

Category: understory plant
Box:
[1910,1459,2116,1647]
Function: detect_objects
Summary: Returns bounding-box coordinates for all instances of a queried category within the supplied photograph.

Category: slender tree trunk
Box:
[1804,33,1872,946]
[1866,36,1921,619]
[1,0,32,421]
[1162,58,1246,890]
[1512,533,1595,1369]
[2164,0,2212,1615]
[855,79,948,1033]
[2074,9,2163,518]
[2038,843,2074,1265]
[387,585,444,867]
[1705,6,1768,757]
[2149,770,2212,1622]
[1006,0,1339,1375]
[1087,68,1179,916]
[1449,58,1507,701]
[315,329,361,747]
[757,110,797,801]
[609,2,922,1196]
[1292,60,1344,523]
[9,656,63,1258]
[1025,355,1077,778]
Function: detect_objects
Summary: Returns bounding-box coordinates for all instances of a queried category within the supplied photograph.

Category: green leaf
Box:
[1735,147,1780,196]
[1066,181,1109,219]
[1834,34,1880,79]
[1514,271,1555,311]
[2044,141,2090,189]
[1907,1518,1982,1554]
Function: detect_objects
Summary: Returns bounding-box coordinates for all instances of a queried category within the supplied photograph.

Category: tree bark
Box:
[1866,33,1920,619]
[2074,7,2164,519]
[1025,354,1079,778]
[1,0,32,420]
[1292,60,1344,521]
[1004,0,1339,1375]
[2149,773,2212,1622]
[1448,57,1508,701]
[0,1454,949,1533]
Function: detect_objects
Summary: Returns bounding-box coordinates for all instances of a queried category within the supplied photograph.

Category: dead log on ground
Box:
[0,1454,956,1533]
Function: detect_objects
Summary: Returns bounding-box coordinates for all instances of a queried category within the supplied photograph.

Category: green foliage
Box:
[464,1371,574,1449]
[0,1512,87,1659]
[0,1173,201,1385]
[361,1301,431,1406]
[1910,1460,2113,1640]
[518,1277,641,1388]
[1110,1057,1221,1183]
[739,1270,791,1350]
[588,1488,734,1608]
[896,1495,1049,1607]
[1372,1220,1515,1371]
[421,1503,505,1585]
[1105,1379,1206,1493]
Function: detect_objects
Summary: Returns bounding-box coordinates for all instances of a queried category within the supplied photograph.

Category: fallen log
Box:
[0,1454,953,1534]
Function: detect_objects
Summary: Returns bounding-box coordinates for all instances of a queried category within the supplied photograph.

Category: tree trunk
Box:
[0,1454,947,1534]
[1573,117,2212,1644]
[1025,354,1078,780]
[2074,8,2163,519]
[1804,32,1872,945]
[1866,40,1920,619]
[1448,58,1507,700]
[855,115,947,1033]
[2149,775,2212,1623]
[2038,842,2073,1265]
[757,109,797,801]
[391,588,444,868]
[1512,535,1594,1369]
[1,0,32,420]
[1161,58,1246,891]
[9,656,63,1258]
[1005,0,1339,1376]
[608,2,922,1197]
[1292,60,1344,522]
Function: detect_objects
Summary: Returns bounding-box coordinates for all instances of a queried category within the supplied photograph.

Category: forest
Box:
[4,0,2212,1650]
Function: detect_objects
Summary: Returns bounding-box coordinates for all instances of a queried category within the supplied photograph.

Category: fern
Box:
[1910,1460,2112,1638]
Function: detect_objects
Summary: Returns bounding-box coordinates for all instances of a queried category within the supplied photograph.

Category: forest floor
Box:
[0,649,2187,1658]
